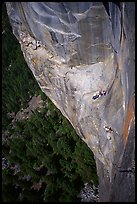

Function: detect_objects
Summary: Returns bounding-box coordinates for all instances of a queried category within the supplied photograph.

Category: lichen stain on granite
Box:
[123,95,134,146]
[6,2,135,201]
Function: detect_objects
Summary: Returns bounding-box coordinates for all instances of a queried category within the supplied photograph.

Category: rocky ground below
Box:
[78,183,99,202]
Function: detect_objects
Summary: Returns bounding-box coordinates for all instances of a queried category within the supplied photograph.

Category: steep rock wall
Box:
[6,2,135,201]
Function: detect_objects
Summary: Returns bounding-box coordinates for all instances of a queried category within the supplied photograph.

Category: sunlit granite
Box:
[6,2,135,201]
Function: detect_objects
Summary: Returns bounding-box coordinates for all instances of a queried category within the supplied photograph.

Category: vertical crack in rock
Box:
[6,2,135,201]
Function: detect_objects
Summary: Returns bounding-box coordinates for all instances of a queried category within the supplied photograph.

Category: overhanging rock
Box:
[6,2,135,201]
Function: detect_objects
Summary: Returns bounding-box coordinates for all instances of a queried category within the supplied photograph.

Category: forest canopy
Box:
[2,3,98,202]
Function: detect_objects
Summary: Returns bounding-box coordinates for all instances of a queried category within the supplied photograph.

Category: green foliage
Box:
[2,3,40,131]
[2,3,98,202]
[3,101,98,201]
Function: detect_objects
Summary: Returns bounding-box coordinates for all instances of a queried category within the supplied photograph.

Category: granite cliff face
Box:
[6,2,135,201]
